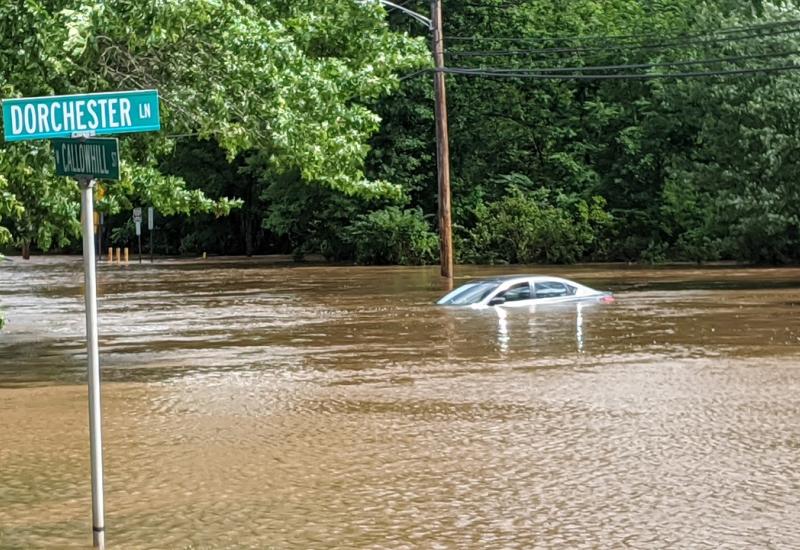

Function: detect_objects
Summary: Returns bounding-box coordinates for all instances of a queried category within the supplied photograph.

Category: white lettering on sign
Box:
[7,97,145,136]
[10,105,23,134]
[75,100,87,131]
[37,104,49,133]
[120,99,132,127]
[97,99,108,127]
[24,104,36,133]
[87,100,99,129]
[51,103,62,132]
[60,142,111,175]
[108,99,118,128]
[63,101,75,130]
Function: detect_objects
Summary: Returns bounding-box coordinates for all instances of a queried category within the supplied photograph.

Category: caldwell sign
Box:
[53,138,120,180]
[2,89,160,141]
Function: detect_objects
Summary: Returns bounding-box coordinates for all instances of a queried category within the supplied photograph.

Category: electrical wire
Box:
[448,0,530,8]
[445,18,800,46]
[453,50,800,74]
[398,68,431,81]
[443,64,800,80]
[446,25,800,58]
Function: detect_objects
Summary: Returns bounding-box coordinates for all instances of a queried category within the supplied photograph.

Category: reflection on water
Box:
[1,257,800,548]
[495,307,509,353]
[493,302,586,354]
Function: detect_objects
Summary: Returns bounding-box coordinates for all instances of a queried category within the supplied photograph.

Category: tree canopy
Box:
[4,0,800,265]
[0,0,428,252]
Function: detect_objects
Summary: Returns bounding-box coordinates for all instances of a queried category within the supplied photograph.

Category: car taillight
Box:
[600,295,615,303]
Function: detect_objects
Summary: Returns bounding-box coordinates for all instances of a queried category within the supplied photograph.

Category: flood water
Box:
[1,256,799,549]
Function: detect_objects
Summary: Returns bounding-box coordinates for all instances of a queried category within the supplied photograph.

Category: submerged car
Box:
[436,275,614,308]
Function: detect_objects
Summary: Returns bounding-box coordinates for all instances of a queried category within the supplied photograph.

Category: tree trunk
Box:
[244,214,254,257]
[21,240,30,260]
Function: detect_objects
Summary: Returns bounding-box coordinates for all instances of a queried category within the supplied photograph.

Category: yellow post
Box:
[107,247,113,263]
[124,247,129,264]
[203,252,207,260]
[115,248,121,265]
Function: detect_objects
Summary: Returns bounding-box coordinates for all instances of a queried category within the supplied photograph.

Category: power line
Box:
[446,25,800,58]
[446,0,531,8]
[445,18,800,46]
[443,64,800,80]
[395,49,800,81]
[456,50,800,74]
[398,68,431,81]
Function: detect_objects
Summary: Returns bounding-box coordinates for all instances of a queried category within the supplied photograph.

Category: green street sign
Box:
[2,89,160,142]
[53,138,120,181]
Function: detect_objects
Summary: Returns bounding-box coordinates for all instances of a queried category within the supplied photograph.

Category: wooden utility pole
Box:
[431,0,453,279]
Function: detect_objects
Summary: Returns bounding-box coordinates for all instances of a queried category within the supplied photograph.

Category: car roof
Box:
[456,276,588,289]
[464,275,570,284]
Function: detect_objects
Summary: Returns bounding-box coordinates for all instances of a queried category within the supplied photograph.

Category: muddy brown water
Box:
[1,256,799,549]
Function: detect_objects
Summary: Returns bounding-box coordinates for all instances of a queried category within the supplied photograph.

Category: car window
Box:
[437,281,501,305]
[534,281,570,298]
[497,282,532,302]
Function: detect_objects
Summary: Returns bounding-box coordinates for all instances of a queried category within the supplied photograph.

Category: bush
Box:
[345,207,438,265]
[460,186,612,264]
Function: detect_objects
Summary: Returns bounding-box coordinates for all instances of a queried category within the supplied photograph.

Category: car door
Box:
[487,281,535,307]
[531,280,575,303]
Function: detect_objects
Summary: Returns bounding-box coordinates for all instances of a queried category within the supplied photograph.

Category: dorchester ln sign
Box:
[2,89,160,141]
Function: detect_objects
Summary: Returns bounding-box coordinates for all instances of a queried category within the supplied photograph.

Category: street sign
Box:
[53,138,120,180]
[6,88,165,548]
[3,89,160,142]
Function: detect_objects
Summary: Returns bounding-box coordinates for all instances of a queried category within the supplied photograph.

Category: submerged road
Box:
[1,257,799,548]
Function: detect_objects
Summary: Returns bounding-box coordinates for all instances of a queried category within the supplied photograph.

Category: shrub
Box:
[461,186,612,264]
[345,207,438,265]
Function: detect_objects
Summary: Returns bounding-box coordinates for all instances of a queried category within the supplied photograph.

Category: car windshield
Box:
[437,281,501,305]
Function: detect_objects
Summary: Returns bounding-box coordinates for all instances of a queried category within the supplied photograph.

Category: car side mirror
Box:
[488,296,506,306]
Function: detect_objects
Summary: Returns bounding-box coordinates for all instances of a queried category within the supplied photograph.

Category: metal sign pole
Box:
[133,207,142,264]
[97,213,104,264]
[79,178,106,550]
[148,207,154,264]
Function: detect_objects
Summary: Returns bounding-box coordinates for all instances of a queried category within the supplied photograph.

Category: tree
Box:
[0,0,429,253]
[368,0,800,264]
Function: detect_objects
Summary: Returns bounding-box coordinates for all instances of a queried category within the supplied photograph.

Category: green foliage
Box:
[0,176,24,246]
[110,219,134,247]
[0,253,4,329]
[345,207,438,265]
[0,250,7,328]
[0,146,81,253]
[366,0,800,265]
[6,0,800,265]
[53,0,428,195]
[261,175,364,261]
[0,0,427,255]
[461,185,612,264]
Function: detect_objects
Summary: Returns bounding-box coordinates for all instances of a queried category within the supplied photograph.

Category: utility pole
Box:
[431,0,453,280]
